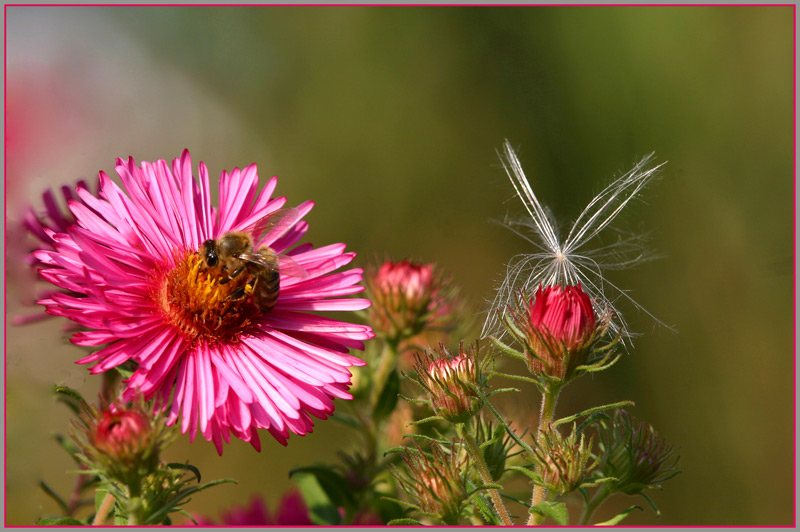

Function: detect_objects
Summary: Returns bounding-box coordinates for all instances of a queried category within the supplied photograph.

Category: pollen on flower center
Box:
[158,251,260,345]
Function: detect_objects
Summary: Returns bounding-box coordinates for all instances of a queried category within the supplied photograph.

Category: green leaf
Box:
[53,386,88,415]
[530,501,569,526]
[470,490,501,525]
[167,462,202,483]
[407,415,444,426]
[485,387,519,397]
[387,517,424,526]
[498,492,531,508]
[113,362,136,380]
[404,433,450,446]
[53,433,81,462]
[487,371,539,384]
[489,337,527,361]
[639,492,662,517]
[143,478,236,525]
[372,369,400,422]
[289,466,356,509]
[292,471,342,525]
[175,509,198,525]
[594,505,642,525]
[39,481,69,514]
[553,401,635,428]
[36,517,85,526]
[466,483,503,495]
[380,495,420,511]
[508,465,543,484]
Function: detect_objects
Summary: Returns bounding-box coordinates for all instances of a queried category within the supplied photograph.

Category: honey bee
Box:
[199,208,308,313]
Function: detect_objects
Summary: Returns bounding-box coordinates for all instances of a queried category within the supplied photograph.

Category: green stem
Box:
[578,484,612,525]
[126,479,144,526]
[369,340,399,411]
[458,425,514,526]
[526,383,561,526]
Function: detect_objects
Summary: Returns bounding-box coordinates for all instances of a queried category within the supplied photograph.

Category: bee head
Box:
[200,240,219,267]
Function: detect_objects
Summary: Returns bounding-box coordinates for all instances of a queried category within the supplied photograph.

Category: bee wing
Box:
[237,252,277,269]
[277,254,309,279]
[238,250,309,279]
[243,207,301,245]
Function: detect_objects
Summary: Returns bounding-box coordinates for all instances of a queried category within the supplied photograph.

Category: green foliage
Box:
[290,465,357,509]
[372,368,401,422]
[594,505,643,525]
[529,501,569,526]
[292,471,342,525]
[36,517,85,526]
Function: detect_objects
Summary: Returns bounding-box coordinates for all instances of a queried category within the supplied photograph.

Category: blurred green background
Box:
[4,5,794,526]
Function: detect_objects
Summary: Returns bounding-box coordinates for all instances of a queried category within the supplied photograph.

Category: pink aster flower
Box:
[186,490,382,526]
[12,179,97,326]
[34,150,373,453]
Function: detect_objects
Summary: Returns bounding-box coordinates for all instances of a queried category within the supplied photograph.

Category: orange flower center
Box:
[157,251,260,346]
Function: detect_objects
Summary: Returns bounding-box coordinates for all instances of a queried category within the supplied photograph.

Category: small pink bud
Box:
[91,407,155,469]
[367,260,435,339]
[412,343,483,424]
[366,259,461,345]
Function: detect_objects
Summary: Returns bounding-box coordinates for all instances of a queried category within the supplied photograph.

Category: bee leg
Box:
[227,286,247,300]
[219,266,246,285]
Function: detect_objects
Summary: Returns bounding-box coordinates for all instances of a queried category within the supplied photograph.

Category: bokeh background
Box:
[4,5,794,526]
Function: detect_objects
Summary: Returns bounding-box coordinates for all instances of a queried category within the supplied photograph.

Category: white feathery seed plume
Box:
[482,140,672,341]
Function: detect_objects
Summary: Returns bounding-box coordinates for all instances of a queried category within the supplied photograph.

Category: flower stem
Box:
[92,492,115,526]
[526,383,561,526]
[578,484,612,525]
[369,339,399,411]
[458,425,513,526]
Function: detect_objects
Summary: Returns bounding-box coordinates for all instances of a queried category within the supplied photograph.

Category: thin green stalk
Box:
[458,425,513,526]
[369,340,399,410]
[578,484,612,525]
[527,383,561,526]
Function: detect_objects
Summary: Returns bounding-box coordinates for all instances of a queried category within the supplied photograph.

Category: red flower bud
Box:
[529,284,595,349]
[512,284,601,382]
[91,407,155,469]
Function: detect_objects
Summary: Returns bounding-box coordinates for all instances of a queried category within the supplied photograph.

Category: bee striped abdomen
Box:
[253,267,280,312]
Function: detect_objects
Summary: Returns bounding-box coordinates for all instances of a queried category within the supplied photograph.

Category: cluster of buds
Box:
[364,259,460,344]
[592,409,681,497]
[390,441,469,525]
[500,284,616,386]
[408,343,485,424]
[531,425,596,496]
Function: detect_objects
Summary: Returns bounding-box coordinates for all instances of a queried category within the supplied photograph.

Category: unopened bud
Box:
[510,284,606,382]
[391,442,468,525]
[411,343,484,424]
